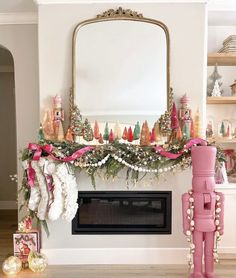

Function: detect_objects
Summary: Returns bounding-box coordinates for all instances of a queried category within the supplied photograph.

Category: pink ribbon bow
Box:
[154,138,207,159]
[28,143,53,161]
[26,143,94,187]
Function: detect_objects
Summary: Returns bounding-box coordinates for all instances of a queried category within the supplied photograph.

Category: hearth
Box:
[72,191,172,234]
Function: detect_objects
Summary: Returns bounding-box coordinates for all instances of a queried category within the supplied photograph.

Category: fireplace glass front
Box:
[72,191,171,234]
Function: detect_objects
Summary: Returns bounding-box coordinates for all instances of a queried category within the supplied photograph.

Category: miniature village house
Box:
[230,80,236,96]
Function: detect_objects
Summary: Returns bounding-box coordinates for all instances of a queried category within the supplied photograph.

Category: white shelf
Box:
[207,96,236,104]
[215,183,236,194]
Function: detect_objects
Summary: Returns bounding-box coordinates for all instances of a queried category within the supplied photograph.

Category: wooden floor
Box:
[1,210,236,277]
[0,210,17,263]
[7,264,236,278]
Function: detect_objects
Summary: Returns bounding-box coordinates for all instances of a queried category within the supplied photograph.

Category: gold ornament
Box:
[28,251,47,273]
[2,256,22,275]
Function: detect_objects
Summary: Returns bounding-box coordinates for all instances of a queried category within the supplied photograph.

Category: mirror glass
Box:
[74,18,169,126]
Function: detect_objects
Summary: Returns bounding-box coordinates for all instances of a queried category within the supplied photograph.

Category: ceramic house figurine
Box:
[230,80,236,96]
[182,145,224,278]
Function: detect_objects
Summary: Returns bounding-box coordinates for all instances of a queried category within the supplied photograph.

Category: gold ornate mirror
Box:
[72,7,171,126]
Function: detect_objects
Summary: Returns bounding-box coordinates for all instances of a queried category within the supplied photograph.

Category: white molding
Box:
[41,247,236,265]
[34,0,208,4]
[208,1,236,11]
[0,201,17,210]
[41,248,188,265]
[0,13,37,25]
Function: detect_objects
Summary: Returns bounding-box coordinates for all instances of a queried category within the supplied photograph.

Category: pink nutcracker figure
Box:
[53,95,65,141]
[182,145,224,278]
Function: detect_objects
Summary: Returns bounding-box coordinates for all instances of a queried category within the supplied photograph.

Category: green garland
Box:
[21,139,225,187]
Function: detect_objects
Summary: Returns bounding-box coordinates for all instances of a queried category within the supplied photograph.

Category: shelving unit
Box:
[207,8,236,251]
[207,14,236,188]
[208,53,236,66]
[208,138,236,144]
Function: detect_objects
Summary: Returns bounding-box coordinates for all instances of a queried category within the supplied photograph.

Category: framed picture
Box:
[13,230,40,262]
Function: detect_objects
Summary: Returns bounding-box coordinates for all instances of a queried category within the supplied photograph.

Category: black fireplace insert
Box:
[72,191,172,235]
[72,191,172,234]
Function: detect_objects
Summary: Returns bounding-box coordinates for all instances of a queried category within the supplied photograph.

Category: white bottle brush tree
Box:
[207,64,223,96]
[211,80,221,97]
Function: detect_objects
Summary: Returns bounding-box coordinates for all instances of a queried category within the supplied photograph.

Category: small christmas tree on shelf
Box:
[194,109,201,138]
[65,127,73,142]
[154,121,161,142]
[207,64,223,96]
[140,121,150,146]
[220,122,225,137]
[70,106,83,137]
[83,118,94,142]
[114,122,122,140]
[127,127,134,142]
[190,120,195,138]
[94,121,100,140]
[122,127,128,141]
[176,126,183,140]
[42,110,54,140]
[133,122,141,140]
[103,123,109,142]
[159,111,172,139]
[170,102,179,130]
[211,80,221,97]
[169,102,179,142]
[109,129,114,143]
[150,127,156,143]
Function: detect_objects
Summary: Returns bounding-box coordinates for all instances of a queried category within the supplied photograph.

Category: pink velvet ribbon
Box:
[28,143,93,162]
[27,143,94,187]
[28,143,53,161]
[27,161,36,187]
[154,138,207,160]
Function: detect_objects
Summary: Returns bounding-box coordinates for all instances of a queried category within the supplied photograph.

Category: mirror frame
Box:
[71,7,172,117]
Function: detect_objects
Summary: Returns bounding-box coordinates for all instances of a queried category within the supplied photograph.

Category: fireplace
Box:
[72,191,172,234]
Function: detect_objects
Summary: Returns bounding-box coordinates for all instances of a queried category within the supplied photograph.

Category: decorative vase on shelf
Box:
[206,117,214,139]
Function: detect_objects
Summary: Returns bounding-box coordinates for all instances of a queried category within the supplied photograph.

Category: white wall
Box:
[0,25,39,211]
[38,2,207,263]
